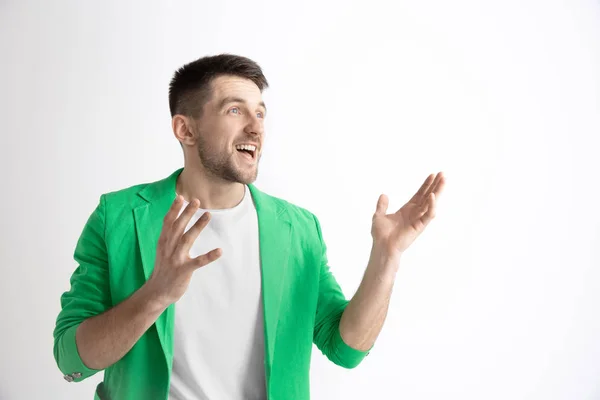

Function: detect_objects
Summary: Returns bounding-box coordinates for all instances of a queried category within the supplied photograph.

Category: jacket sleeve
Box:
[311,214,372,369]
[53,194,112,382]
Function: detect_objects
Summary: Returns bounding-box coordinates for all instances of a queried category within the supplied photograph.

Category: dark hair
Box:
[168,54,269,118]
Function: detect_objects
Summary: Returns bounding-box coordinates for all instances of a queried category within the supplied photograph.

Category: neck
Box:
[175,164,245,210]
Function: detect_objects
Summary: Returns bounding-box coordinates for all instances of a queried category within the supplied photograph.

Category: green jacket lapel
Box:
[133,169,181,367]
[248,184,292,381]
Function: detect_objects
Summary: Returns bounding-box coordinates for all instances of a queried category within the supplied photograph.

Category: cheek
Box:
[203,124,230,145]
[219,121,243,143]
[205,117,242,150]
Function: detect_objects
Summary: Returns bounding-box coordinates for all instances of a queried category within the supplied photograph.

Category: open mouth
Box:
[235,144,257,161]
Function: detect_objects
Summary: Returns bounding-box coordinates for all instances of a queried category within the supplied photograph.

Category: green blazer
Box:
[53,168,371,400]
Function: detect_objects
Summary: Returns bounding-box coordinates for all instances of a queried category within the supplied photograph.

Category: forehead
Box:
[208,75,263,102]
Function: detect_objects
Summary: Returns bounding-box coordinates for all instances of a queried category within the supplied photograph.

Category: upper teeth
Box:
[236,144,256,152]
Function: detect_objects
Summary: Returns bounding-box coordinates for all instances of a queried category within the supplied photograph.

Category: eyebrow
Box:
[218,96,267,115]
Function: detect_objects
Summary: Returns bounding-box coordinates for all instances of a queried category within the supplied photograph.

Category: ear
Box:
[172,115,195,146]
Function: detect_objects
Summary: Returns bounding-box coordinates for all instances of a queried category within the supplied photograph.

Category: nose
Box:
[245,115,264,137]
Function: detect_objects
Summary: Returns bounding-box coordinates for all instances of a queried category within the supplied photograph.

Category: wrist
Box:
[367,250,401,281]
[370,242,402,267]
[138,281,171,313]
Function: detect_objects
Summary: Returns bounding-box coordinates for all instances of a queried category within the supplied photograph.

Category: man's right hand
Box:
[145,195,222,306]
[70,195,222,372]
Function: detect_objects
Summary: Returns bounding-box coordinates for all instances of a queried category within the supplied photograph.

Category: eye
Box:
[256,111,264,119]
[228,107,240,114]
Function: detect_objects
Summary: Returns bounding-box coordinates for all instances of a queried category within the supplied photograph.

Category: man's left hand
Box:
[371,172,446,262]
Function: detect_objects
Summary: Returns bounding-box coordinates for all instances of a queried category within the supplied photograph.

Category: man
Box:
[53,54,445,400]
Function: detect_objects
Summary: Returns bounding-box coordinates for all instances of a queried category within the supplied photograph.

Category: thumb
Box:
[375,194,389,216]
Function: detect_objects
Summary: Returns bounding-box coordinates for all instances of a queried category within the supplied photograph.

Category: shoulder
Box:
[93,171,177,226]
[100,169,181,209]
[96,182,150,220]
[101,182,148,204]
[250,186,317,220]
[249,186,325,240]
[101,182,147,202]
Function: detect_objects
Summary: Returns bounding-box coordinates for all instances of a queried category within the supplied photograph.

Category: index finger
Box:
[162,195,185,231]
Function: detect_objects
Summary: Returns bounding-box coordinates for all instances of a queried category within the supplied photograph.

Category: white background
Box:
[1,0,599,399]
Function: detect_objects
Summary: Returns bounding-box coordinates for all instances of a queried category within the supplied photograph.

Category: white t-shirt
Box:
[168,185,267,400]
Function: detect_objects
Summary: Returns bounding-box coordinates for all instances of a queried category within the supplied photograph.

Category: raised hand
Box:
[145,195,222,306]
[371,172,445,260]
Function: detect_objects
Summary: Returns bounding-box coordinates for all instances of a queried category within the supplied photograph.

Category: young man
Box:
[53,54,445,400]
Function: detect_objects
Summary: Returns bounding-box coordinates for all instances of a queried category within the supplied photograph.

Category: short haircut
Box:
[168,53,269,118]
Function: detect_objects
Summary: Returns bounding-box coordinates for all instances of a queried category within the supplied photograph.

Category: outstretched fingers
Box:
[177,210,211,256]
[419,192,437,226]
[408,174,436,206]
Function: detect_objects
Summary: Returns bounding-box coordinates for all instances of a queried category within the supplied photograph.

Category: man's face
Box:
[191,75,266,184]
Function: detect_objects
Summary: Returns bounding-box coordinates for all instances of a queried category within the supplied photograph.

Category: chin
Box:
[222,166,258,185]
[237,171,258,185]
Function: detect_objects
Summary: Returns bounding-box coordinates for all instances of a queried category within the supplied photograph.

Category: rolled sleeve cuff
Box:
[55,324,101,382]
[331,327,373,369]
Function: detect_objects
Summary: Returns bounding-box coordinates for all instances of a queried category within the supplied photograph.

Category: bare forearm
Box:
[75,283,168,370]
[339,245,399,351]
